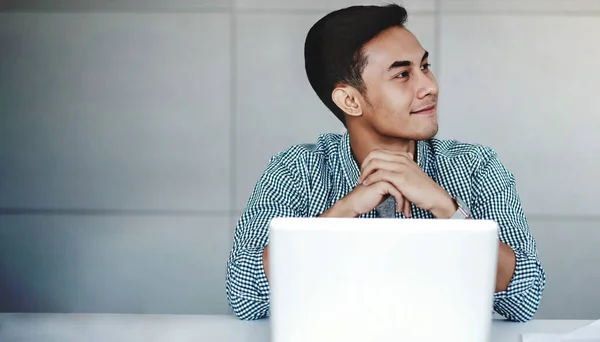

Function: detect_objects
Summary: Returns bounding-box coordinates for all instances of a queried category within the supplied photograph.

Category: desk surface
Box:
[0,313,592,342]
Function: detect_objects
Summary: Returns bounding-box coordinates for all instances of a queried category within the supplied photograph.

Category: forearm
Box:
[318,198,358,218]
[496,241,516,292]
[226,247,270,320]
[262,246,269,281]
[319,192,455,218]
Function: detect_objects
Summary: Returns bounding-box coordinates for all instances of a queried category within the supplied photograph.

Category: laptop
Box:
[268,217,499,342]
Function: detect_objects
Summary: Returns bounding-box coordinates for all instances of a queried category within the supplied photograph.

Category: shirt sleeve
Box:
[470,148,546,322]
[225,154,306,320]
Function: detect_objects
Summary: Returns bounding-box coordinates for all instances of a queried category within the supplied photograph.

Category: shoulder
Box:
[427,137,513,180]
[248,133,341,210]
[254,133,342,195]
[264,132,342,175]
[428,138,516,197]
[428,138,499,165]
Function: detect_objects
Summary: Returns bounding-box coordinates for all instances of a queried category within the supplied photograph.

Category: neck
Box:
[347,125,416,168]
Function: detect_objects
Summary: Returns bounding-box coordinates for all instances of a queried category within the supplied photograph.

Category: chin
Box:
[373,120,438,141]
[407,124,439,141]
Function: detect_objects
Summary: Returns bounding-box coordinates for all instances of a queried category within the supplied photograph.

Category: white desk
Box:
[0,314,592,342]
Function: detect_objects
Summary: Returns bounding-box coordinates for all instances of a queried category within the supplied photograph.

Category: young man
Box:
[226,4,545,322]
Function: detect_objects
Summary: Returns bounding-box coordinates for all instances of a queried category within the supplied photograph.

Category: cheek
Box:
[427,71,438,84]
[383,83,414,113]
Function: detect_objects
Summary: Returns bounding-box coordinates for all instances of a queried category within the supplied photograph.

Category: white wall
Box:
[0,0,599,319]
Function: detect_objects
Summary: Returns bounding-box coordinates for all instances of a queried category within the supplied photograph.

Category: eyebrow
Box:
[387,51,429,71]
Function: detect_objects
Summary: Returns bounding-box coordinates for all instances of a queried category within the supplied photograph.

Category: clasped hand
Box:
[342,149,456,218]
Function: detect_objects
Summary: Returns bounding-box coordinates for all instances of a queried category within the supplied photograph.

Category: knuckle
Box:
[372,158,384,167]
[367,150,380,159]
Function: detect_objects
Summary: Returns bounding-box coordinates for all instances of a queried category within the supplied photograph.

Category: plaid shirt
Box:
[226,132,545,322]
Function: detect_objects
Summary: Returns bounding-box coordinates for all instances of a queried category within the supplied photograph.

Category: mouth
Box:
[410,104,436,115]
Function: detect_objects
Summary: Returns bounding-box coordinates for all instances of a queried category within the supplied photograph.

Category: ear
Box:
[332,85,363,118]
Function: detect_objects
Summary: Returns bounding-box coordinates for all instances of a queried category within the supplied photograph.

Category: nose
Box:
[415,70,438,100]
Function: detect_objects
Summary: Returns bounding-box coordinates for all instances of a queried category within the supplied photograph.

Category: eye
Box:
[421,63,431,72]
[394,71,410,79]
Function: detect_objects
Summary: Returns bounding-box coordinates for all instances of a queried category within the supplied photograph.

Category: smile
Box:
[410,104,436,115]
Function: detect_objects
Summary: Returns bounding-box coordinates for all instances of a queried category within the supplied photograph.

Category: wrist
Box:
[319,198,359,218]
[430,193,457,219]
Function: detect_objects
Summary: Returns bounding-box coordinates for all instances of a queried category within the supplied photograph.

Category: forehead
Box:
[362,26,425,71]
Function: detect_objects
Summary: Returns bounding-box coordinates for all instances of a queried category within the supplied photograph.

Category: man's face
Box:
[358,26,439,140]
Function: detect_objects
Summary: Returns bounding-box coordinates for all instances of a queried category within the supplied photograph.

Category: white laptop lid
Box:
[268,218,499,342]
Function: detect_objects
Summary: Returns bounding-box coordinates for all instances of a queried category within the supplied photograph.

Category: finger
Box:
[378,181,405,213]
[362,170,388,187]
[361,151,412,178]
[371,148,412,157]
[362,169,404,190]
[396,195,405,214]
[359,159,405,184]
[362,150,411,168]
[404,199,411,218]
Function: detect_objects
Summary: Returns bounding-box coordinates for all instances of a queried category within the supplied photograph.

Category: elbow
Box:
[229,297,269,321]
[225,258,270,321]
[226,286,269,321]
[520,314,535,323]
[507,308,536,323]
[495,265,546,322]
[494,292,540,323]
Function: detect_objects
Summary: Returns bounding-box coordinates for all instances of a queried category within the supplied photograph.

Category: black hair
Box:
[304,3,409,126]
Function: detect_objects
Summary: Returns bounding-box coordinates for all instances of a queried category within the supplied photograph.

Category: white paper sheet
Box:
[521,333,566,342]
[522,320,600,342]
[565,320,600,339]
